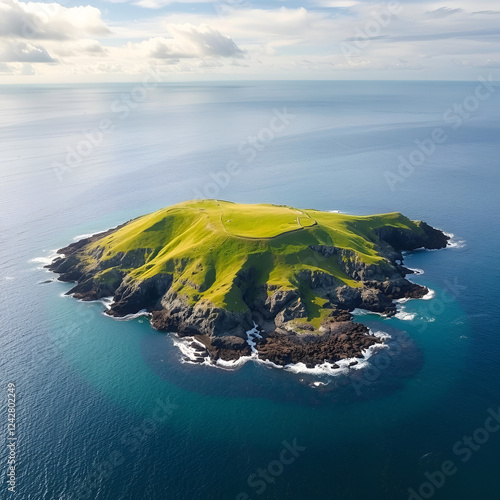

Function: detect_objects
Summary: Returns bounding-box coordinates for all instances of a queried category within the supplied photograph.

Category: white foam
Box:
[408,267,424,275]
[30,256,54,265]
[209,323,264,368]
[246,323,262,354]
[371,330,391,341]
[352,308,368,316]
[169,324,390,378]
[171,336,212,366]
[215,356,255,369]
[284,360,347,376]
[282,335,389,377]
[100,297,114,310]
[61,292,151,321]
[62,293,148,320]
[72,226,113,242]
[395,297,411,304]
[29,251,61,269]
[73,232,98,241]
[212,323,264,369]
[31,229,109,271]
[351,308,366,316]
[282,329,389,377]
[4,276,14,281]
[395,296,417,320]
[171,327,262,370]
[109,309,152,321]
[395,286,434,306]
[395,310,416,321]
[312,381,327,387]
[352,308,386,317]
[444,232,466,249]
[447,240,466,249]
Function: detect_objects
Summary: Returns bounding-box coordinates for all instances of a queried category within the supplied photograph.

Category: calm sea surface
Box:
[0,81,499,499]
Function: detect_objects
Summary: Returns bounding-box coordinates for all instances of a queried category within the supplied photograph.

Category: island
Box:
[47,200,449,368]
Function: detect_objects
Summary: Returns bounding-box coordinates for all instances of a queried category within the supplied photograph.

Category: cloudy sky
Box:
[1,0,499,82]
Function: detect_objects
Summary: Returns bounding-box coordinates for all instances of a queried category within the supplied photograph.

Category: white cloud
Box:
[426,7,464,18]
[50,40,109,57]
[134,0,214,8]
[313,0,358,7]
[0,41,56,62]
[20,62,34,74]
[104,0,214,7]
[1,0,499,81]
[0,0,111,40]
[129,24,243,59]
[0,61,13,72]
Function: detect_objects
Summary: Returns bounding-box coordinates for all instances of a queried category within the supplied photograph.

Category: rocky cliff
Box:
[47,200,449,367]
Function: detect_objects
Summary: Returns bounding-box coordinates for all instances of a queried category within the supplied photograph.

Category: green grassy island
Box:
[48,200,449,368]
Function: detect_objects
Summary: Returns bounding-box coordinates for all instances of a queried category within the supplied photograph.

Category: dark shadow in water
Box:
[139,321,424,409]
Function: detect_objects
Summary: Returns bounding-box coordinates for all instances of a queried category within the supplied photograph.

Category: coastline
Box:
[43,202,452,374]
[171,325,391,378]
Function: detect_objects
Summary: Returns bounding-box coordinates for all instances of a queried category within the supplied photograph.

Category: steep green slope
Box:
[48,199,449,365]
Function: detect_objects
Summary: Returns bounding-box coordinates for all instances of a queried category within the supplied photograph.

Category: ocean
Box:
[1,81,499,499]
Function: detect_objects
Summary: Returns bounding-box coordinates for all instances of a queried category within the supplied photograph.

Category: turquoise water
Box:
[1,81,499,499]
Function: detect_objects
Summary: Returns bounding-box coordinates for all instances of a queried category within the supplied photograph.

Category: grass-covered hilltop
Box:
[48,200,449,367]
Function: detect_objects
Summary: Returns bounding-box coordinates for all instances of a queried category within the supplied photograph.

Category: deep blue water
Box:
[1,81,499,500]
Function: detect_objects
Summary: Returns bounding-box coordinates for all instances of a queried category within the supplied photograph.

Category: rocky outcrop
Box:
[196,334,252,361]
[364,278,428,301]
[265,288,300,315]
[151,292,253,338]
[66,268,125,301]
[107,273,173,316]
[46,212,449,369]
[309,246,399,282]
[375,221,449,252]
[257,321,377,368]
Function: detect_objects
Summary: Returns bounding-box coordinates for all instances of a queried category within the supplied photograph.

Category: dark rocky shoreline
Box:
[47,220,449,368]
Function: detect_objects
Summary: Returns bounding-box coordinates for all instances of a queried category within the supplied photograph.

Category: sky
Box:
[1,0,499,82]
